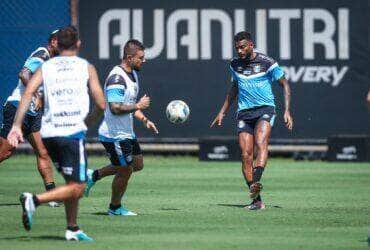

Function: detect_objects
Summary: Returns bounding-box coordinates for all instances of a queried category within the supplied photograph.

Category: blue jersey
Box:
[229,52,284,111]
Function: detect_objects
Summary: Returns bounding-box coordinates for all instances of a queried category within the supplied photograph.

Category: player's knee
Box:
[133,162,144,172]
[0,149,14,162]
[255,139,268,151]
[241,151,253,162]
[116,166,133,178]
[69,182,86,199]
[36,148,49,161]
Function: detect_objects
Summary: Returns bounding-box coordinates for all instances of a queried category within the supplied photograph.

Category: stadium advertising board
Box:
[79,0,370,139]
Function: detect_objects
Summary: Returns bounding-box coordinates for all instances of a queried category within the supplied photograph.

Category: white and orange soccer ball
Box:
[166,100,190,124]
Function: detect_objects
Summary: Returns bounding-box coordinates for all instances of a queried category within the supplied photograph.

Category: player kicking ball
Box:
[8,26,105,241]
[84,40,158,216]
[211,31,293,210]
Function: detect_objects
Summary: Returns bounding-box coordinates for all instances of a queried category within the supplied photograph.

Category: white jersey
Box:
[7,47,50,115]
[99,66,139,141]
[40,56,90,138]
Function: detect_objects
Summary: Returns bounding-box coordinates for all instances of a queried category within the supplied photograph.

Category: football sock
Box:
[92,170,101,182]
[32,195,40,207]
[109,203,121,210]
[253,167,264,183]
[246,181,252,190]
[45,182,56,191]
[67,225,80,232]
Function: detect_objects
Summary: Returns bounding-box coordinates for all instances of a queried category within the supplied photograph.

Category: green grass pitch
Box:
[0,155,369,250]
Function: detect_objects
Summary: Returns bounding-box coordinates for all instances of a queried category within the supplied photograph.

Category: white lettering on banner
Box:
[282,66,349,87]
[98,8,349,61]
[98,8,350,86]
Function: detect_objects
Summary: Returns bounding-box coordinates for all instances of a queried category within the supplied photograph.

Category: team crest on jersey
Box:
[253,64,261,73]
[238,120,246,129]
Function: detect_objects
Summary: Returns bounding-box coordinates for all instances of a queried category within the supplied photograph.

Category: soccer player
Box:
[0,30,59,202]
[84,39,158,216]
[7,26,105,241]
[211,31,293,210]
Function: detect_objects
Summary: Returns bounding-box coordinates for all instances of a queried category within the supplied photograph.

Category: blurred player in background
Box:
[7,26,105,241]
[0,30,59,206]
[84,39,158,216]
[211,31,293,210]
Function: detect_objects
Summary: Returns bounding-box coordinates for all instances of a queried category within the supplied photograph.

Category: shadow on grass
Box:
[0,235,65,241]
[91,212,109,216]
[217,204,283,209]
[160,208,180,211]
[0,202,19,207]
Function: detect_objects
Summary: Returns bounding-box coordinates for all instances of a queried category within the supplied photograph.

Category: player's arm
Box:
[8,69,43,147]
[85,64,106,127]
[109,95,150,115]
[210,82,238,127]
[277,77,293,130]
[134,110,159,134]
[18,68,33,86]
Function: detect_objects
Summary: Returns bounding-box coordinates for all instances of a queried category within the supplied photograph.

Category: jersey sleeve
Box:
[267,62,285,82]
[23,49,49,73]
[24,57,44,73]
[105,74,127,103]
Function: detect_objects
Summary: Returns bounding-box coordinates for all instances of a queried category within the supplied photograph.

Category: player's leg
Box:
[27,132,56,191]
[0,103,18,163]
[238,132,254,188]
[19,138,92,240]
[0,137,15,162]
[248,119,272,210]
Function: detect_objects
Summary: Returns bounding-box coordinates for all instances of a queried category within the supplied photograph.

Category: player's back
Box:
[41,56,90,138]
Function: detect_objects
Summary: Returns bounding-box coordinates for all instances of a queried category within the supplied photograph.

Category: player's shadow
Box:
[0,202,19,207]
[91,212,109,216]
[217,203,283,209]
[0,235,65,241]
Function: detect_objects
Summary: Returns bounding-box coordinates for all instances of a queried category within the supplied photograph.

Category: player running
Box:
[211,31,293,210]
[0,30,59,202]
[84,39,158,216]
[7,26,105,241]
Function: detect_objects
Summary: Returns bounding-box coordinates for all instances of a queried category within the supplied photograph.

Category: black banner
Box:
[79,0,370,139]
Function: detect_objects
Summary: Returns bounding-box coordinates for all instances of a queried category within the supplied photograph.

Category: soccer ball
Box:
[166,100,190,124]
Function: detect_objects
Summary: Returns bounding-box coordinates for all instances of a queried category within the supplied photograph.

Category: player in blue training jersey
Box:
[211,31,293,210]
[0,30,59,203]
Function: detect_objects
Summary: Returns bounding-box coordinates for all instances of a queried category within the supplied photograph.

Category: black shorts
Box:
[101,139,142,167]
[42,137,87,183]
[0,102,42,139]
[236,105,276,135]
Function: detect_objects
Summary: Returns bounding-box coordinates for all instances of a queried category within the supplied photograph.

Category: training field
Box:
[0,155,369,250]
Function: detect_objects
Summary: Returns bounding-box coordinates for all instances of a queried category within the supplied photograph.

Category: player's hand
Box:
[136,95,150,110]
[34,93,43,111]
[284,110,293,130]
[210,113,225,127]
[7,126,24,148]
[145,120,159,134]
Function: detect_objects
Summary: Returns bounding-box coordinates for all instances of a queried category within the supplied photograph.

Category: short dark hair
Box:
[57,26,79,51]
[123,39,145,59]
[234,31,253,43]
[48,29,59,44]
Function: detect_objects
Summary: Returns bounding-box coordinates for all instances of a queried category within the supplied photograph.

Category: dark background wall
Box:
[79,0,370,140]
[0,0,70,122]
[1,0,369,140]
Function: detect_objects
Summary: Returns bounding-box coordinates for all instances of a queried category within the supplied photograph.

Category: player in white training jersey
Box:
[0,30,59,200]
[84,39,158,216]
[7,26,105,241]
